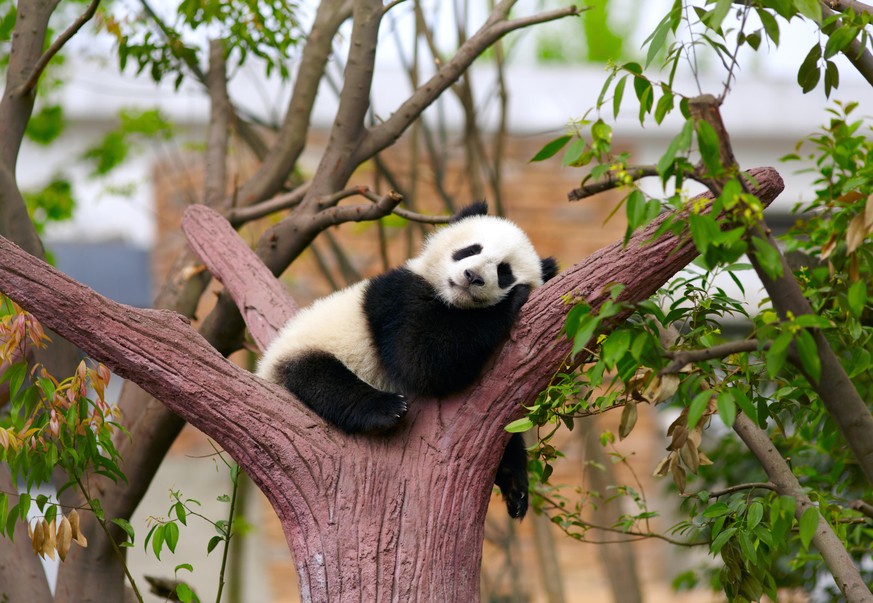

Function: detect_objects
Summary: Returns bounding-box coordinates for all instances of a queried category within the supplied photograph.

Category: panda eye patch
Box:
[452,244,483,261]
[497,262,516,288]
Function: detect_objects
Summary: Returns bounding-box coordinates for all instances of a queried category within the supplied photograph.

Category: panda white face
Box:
[406,215,545,309]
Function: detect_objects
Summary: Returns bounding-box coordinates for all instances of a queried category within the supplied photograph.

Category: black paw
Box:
[353,392,409,434]
[504,488,528,520]
[507,284,532,314]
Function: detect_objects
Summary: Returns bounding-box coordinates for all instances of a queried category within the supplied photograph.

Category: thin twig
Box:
[537,492,706,547]
[227,182,311,226]
[214,466,240,603]
[684,481,777,498]
[21,0,102,94]
[568,166,660,201]
[661,339,766,374]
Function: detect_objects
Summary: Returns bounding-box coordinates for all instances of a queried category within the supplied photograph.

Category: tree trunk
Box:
[0,168,784,602]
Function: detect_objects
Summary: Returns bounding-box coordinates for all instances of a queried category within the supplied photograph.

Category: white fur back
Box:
[256,281,392,391]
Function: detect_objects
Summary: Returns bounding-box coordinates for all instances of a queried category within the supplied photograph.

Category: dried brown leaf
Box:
[31,520,44,556]
[653,453,673,477]
[57,515,72,562]
[668,425,689,451]
[671,462,687,494]
[619,401,638,440]
[680,441,700,474]
[847,213,866,254]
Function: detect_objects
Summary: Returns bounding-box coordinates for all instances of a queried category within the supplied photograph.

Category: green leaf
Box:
[562,138,588,167]
[175,563,194,573]
[799,506,819,550]
[176,583,194,603]
[716,390,737,428]
[695,120,723,176]
[747,502,764,530]
[794,0,822,22]
[174,501,188,526]
[766,331,793,378]
[824,26,857,59]
[206,534,223,555]
[2,362,26,400]
[164,521,179,553]
[645,16,672,68]
[152,524,165,560]
[710,526,737,554]
[505,417,534,433]
[794,329,821,383]
[613,75,628,119]
[846,279,866,318]
[704,0,732,31]
[751,237,784,279]
[824,60,839,97]
[757,9,780,45]
[687,390,711,429]
[797,44,822,93]
[112,518,136,545]
[26,105,65,145]
[531,135,571,162]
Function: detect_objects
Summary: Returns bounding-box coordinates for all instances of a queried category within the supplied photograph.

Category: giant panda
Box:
[257,202,558,518]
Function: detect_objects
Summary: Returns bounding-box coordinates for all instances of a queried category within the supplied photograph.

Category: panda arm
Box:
[273,351,408,434]
[365,269,525,397]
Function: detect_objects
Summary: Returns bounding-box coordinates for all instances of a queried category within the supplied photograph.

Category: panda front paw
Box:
[352,392,409,434]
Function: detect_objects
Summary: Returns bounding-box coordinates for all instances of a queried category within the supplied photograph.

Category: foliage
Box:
[0,296,249,602]
[0,294,120,561]
[101,0,303,88]
[523,1,873,600]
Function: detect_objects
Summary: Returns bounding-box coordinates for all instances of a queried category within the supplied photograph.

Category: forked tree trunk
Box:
[0,168,784,602]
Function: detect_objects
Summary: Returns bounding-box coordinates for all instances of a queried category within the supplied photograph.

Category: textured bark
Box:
[0,168,783,601]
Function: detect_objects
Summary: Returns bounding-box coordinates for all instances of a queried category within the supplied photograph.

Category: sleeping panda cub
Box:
[257,202,558,518]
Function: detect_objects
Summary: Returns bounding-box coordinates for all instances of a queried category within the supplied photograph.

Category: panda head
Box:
[407,202,557,309]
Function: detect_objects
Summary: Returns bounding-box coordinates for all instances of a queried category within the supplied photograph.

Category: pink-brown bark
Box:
[0,167,784,601]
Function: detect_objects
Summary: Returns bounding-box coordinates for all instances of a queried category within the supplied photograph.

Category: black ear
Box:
[450,201,489,223]
[541,257,559,282]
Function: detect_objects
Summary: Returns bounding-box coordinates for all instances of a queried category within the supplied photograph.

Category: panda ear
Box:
[540,257,559,282]
[450,201,489,223]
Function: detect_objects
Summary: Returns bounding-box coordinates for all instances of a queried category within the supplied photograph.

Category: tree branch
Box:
[661,339,766,374]
[20,0,101,95]
[227,182,310,227]
[822,0,873,16]
[568,165,661,201]
[733,414,873,603]
[232,0,353,207]
[204,39,230,210]
[356,3,581,161]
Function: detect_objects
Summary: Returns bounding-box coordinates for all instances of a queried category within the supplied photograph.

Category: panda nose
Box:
[464,269,485,287]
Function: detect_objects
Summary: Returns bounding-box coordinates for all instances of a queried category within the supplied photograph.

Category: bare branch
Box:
[20,0,101,95]
[662,339,766,374]
[356,3,581,161]
[227,182,310,227]
[568,166,661,201]
[823,0,873,15]
[850,499,873,519]
[310,190,405,231]
[205,39,230,210]
[686,482,777,498]
[233,0,353,207]
[733,414,873,603]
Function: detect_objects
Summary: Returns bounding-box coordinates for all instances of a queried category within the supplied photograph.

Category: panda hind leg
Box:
[494,433,529,519]
[275,352,408,434]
